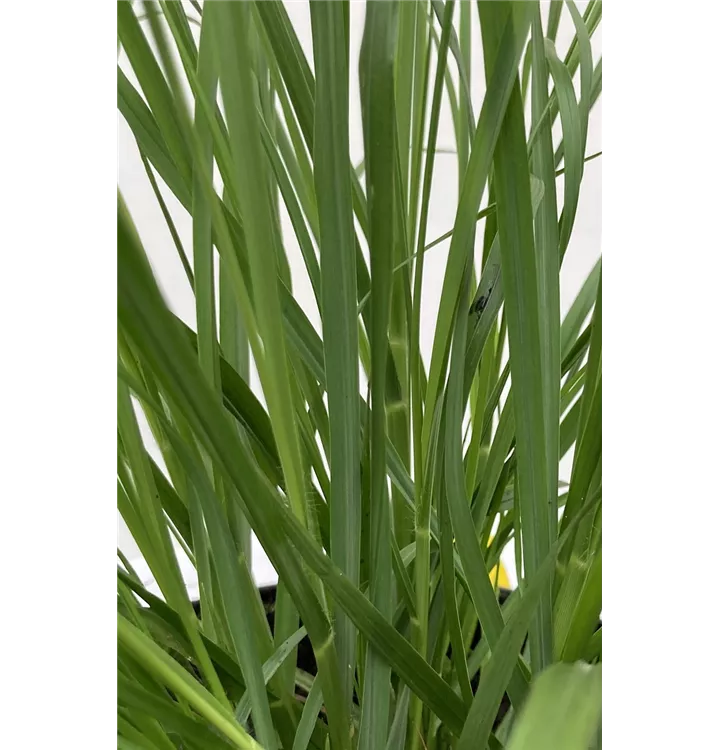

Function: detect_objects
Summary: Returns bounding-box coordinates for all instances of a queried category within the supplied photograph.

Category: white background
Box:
[117,1,601,591]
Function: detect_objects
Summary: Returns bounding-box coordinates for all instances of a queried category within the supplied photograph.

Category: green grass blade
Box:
[310,0,362,711]
[421,2,532,457]
[561,258,601,356]
[584,628,601,664]
[561,363,586,406]
[559,544,602,663]
[392,534,418,619]
[478,0,552,673]
[119,192,351,749]
[408,8,455,727]
[273,501,468,736]
[458,0,473,184]
[430,0,475,133]
[530,6,561,550]
[119,674,235,750]
[118,711,170,750]
[465,591,520,683]
[428,17,463,179]
[235,626,308,726]
[564,0,596,66]
[291,679,324,750]
[117,6,601,747]
[138,152,193,289]
[117,712,168,750]
[271,79,319,234]
[388,127,414,556]
[465,312,500,496]
[158,1,198,74]
[253,0,315,151]
[458,495,601,750]
[125,379,280,746]
[462,175,545,405]
[358,3,400,747]
[190,9,222,533]
[117,3,192,186]
[520,37,532,107]
[184,461,278,749]
[423,202,495,254]
[426,163,585,257]
[439,470,473,708]
[562,323,593,377]
[211,1,310,530]
[463,236,504,400]
[576,271,602,440]
[386,684,412,750]
[410,0,454,506]
[258,116,321,305]
[558,276,601,556]
[554,68,601,168]
[118,615,262,750]
[481,305,591,470]
[443,257,529,709]
[175,316,282,483]
[558,377,601,548]
[118,567,257,697]
[559,399,581,460]
[118,377,228,701]
[544,39,582,259]
[217,216,253,563]
[254,0,373,316]
[471,397,514,534]
[548,0,601,124]
[505,663,601,750]
[396,0,418,204]
[407,2,431,252]
[117,65,191,207]
[546,1,563,42]
[565,0,593,153]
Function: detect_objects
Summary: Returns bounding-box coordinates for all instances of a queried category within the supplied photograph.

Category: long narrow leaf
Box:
[478,0,553,673]
[358,3,400,747]
[310,0,361,711]
[118,615,261,750]
[505,663,601,750]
